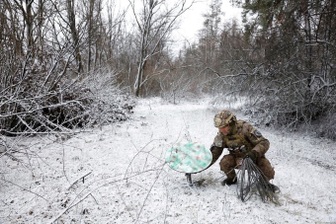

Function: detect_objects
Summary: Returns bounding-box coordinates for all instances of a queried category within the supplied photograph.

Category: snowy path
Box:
[1,98,336,223]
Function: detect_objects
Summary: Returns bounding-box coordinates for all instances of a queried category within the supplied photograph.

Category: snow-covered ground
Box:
[1,97,336,224]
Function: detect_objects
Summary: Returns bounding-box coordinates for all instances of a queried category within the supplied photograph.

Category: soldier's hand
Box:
[245,150,258,163]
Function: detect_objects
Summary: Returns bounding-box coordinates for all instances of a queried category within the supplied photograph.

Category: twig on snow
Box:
[67,171,92,190]
[49,192,95,224]
[2,178,49,202]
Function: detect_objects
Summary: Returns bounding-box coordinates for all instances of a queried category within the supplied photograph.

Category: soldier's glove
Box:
[245,150,258,163]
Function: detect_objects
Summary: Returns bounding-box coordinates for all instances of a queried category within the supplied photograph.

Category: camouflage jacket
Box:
[212,120,270,158]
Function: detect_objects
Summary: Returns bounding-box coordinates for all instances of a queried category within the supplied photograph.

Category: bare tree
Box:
[0,0,135,137]
[223,0,336,139]
[128,0,194,97]
[198,0,222,66]
[65,0,83,73]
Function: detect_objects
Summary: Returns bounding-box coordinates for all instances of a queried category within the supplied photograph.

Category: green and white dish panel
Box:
[165,142,212,174]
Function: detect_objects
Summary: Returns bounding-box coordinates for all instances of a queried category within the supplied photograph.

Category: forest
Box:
[1,0,335,140]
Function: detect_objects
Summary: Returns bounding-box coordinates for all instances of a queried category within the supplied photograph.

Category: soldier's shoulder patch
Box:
[253,129,262,137]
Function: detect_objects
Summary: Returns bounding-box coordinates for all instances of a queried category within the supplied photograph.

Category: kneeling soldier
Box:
[209,110,279,192]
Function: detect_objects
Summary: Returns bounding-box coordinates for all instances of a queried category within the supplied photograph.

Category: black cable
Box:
[237,158,280,204]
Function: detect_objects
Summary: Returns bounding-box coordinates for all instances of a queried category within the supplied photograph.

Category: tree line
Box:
[233,0,336,139]
[0,0,335,139]
[178,0,336,139]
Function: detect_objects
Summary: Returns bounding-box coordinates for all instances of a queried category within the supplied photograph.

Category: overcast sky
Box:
[171,0,243,54]
[176,0,242,41]
[113,0,243,55]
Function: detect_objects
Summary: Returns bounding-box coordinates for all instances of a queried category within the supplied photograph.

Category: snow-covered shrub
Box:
[245,94,336,140]
[0,54,135,136]
[316,110,336,141]
[79,69,136,126]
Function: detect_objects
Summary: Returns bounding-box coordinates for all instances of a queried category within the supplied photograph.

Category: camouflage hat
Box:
[214,110,236,128]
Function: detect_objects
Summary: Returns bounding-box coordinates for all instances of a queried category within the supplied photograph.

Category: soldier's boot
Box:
[268,183,280,193]
[221,177,237,186]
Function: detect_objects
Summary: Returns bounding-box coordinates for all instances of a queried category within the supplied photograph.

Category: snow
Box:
[1,97,336,224]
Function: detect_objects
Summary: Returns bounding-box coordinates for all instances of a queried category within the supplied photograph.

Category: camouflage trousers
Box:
[220,154,275,181]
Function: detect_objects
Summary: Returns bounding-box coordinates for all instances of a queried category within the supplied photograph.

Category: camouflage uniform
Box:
[210,110,275,182]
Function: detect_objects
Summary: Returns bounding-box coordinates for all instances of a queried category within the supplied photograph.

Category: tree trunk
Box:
[66,0,83,73]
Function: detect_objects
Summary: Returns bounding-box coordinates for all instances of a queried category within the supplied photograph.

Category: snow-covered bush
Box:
[316,111,336,141]
[244,94,336,140]
[0,54,135,136]
[80,70,136,127]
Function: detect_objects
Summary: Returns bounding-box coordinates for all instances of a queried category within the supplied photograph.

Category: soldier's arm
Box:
[208,132,225,166]
[243,122,270,156]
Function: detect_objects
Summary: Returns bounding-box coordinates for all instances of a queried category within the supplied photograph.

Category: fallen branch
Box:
[3,179,49,202]
[67,171,93,190]
[49,192,95,224]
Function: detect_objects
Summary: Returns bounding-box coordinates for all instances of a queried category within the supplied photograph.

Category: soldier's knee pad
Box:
[219,154,236,173]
